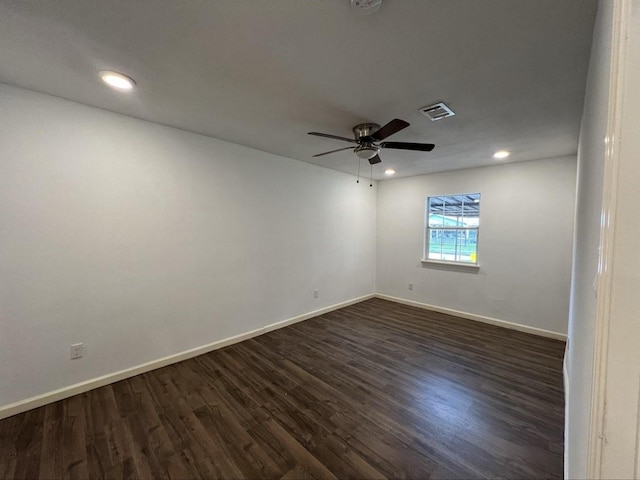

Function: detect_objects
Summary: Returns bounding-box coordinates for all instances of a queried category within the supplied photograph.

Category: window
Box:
[425,193,480,265]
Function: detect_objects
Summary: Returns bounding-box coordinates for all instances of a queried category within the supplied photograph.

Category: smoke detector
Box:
[419,102,456,121]
[350,0,382,15]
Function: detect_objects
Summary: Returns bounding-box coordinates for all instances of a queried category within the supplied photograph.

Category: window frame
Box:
[423,193,481,268]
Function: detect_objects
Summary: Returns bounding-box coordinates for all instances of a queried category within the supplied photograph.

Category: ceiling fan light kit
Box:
[355,145,380,161]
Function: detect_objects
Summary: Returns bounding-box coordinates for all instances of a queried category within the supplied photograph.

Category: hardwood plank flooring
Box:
[0,298,565,479]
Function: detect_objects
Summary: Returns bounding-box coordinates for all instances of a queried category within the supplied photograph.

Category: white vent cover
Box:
[419,102,455,121]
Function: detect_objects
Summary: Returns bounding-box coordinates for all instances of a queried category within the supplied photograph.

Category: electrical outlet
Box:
[408,283,414,291]
[313,289,319,299]
[70,343,84,360]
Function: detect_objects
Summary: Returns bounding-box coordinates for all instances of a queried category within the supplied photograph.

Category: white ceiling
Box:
[0,0,596,180]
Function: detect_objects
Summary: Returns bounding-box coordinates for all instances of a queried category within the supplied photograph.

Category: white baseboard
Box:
[375,294,567,341]
[0,294,374,420]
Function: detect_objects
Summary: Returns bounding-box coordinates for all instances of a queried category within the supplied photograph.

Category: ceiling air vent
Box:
[419,102,455,121]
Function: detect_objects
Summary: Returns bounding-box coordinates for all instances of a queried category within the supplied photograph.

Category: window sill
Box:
[420,259,480,270]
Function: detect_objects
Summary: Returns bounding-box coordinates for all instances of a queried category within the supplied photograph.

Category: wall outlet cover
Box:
[70,343,84,360]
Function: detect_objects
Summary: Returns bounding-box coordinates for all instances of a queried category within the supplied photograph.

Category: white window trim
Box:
[424,194,480,267]
[420,258,480,270]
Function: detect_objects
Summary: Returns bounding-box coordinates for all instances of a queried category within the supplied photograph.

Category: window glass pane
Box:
[427,228,478,263]
[428,197,445,227]
[462,193,480,226]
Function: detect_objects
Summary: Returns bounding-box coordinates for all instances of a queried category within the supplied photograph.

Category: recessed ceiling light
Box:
[493,150,510,159]
[384,169,396,175]
[99,71,135,91]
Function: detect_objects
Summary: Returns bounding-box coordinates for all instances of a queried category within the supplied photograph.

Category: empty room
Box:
[1,1,639,479]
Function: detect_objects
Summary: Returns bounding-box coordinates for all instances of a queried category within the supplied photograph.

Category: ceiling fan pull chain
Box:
[357,158,361,183]
[370,164,373,187]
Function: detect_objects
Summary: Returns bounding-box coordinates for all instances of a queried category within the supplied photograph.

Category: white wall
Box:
[376,157,576,336]
[0,84,377,410]
[565,0,613,477]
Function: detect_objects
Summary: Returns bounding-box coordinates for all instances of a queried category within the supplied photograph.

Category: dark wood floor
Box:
[0,298,565,479]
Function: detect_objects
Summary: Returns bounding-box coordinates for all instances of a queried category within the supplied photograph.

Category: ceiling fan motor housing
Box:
[353,123,380,141]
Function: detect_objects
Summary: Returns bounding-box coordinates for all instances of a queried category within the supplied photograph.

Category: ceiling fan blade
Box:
[368,154,382,165]
[371,119,410,141]
[308,132,357,143]
[312,146,355,157]
[380,141,435,152]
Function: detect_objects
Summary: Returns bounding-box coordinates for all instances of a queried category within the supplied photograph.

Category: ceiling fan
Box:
[308,118,435,165]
